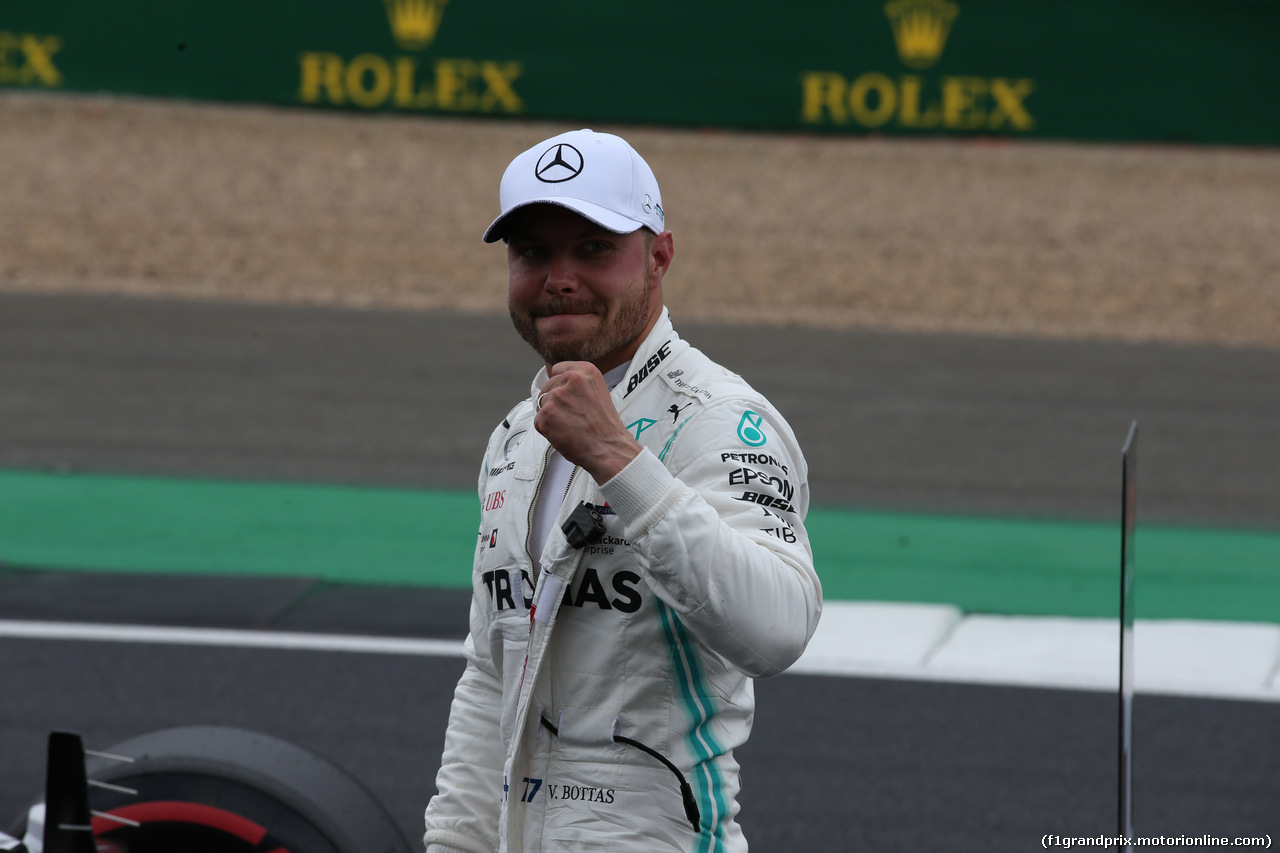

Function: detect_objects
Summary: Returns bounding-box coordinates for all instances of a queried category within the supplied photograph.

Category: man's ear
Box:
[648,231,675,287]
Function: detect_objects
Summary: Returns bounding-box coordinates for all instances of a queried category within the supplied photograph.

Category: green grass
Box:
[806,508,1280,622]
[3,468,1278,622]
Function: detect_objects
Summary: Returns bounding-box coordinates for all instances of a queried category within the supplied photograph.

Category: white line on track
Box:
[791,602,1280,703]
[3,605,1278,702]
[0,619,464,657]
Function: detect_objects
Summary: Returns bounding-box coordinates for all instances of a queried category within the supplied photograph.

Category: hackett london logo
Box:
[297,0,523,115]
[800,0,1034,134]
[383,0,449,51]
[884,0,957,70]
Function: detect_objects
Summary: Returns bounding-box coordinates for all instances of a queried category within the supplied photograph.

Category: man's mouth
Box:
[532,304,599,319]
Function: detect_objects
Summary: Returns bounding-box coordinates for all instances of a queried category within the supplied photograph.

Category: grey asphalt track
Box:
[2,291,1277,526]
[2,634,1276,850]
[1,291,1278,850]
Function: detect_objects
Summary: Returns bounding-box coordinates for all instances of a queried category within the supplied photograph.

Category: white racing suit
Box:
[424,310,822,853]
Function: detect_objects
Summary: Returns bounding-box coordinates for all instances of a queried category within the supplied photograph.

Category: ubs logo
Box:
[535,143,584,183]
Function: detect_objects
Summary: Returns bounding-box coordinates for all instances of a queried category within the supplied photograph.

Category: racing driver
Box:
[423,128,823,853]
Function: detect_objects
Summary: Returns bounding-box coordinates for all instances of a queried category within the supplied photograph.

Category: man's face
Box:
[505,204,669,372]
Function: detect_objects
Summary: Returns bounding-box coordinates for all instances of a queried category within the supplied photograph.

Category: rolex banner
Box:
[2,0,1278,145]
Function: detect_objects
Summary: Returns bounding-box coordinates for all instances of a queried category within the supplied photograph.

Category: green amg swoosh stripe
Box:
[659,418,690,463]
[656,600,729,853]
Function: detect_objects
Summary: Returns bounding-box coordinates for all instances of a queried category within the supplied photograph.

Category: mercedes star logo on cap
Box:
[534,143,584,183]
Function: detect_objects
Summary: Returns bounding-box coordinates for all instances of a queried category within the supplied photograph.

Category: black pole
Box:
[1118,421,1138,852]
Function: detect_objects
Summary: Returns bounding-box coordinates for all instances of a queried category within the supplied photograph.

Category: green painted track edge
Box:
[2,469,1277,623]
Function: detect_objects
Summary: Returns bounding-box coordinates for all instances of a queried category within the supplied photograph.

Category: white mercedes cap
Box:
[482,129,665,243]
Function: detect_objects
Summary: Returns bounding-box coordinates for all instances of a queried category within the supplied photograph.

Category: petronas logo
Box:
[383,0,449,51]
[884,0,958,69]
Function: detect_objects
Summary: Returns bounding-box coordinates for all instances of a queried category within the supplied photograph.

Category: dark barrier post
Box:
[1118,420,1137,852]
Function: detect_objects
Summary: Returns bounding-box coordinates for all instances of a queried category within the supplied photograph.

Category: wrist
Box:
[597,447,686,539]
[585,438,642,485]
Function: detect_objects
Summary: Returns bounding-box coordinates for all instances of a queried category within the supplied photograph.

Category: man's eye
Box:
[583,241,609,254]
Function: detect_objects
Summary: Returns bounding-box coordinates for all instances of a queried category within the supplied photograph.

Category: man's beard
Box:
[510,284,651,367]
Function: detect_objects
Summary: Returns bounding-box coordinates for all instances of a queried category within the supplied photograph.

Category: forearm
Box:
[599,448,821,677]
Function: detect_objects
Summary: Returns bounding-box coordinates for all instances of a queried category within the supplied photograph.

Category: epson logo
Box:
[728,467,795,502]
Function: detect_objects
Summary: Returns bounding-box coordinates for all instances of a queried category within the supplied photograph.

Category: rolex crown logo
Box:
[884,0,958,70]
[383,0,449,51]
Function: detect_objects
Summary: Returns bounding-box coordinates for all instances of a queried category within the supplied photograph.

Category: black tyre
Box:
[77,726,412,853]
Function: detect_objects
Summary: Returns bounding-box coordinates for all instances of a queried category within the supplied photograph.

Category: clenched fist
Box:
[534,362,642,484]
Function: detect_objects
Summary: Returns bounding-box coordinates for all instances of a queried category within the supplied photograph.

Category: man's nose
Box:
[545,252,579,292]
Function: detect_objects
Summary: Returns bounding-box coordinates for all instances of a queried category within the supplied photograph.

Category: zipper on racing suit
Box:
[525,446,580,586]
[525,444,579,615]
[527,445,703,833]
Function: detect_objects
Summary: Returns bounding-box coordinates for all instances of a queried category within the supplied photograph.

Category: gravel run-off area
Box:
[3,90,1278,350]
